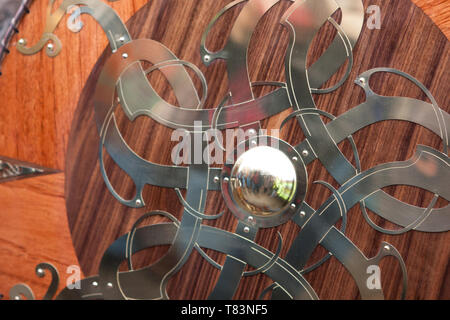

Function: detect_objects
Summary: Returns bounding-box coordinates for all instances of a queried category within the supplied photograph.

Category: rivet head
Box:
[359,77,366,85]
[247,216,254,222]
[243,226,250,233]
[213,176,220,183]
[302,150,309,157]
[37,268,44,274]
[223,177,229,183]
[251,140,257,146]
[290,203,297,209]
[204,55,210,62]
[248,129,256,135]
[92,281,98,287]
[18,38,25,45]
[122,53,128,59]
[107,282,113,288]
[300,211,306,217]
[47,43,54,50]
[135,199,142,206]
[119,36,125,43]
[384,245,390,251]
[14,296,20,300]
[292,156,298,162]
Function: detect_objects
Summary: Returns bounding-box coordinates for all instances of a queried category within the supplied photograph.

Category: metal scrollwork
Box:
[13,0,449,300]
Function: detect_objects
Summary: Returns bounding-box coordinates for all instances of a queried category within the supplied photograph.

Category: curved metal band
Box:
[200,0,364,102]
[17,0,131,56]
[280,146,449,288]
[283,0,449,233]
[293,87,450,232]
[320,228,408,300]
[113,40,292,130]
[271,146,448,299]
[96,222,317,300]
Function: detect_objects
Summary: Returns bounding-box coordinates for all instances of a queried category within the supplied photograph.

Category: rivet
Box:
[248,129,256,135]
[92,281,98,287]
[213,176,220,183]
[122,53,128,59]
[136,199,142,206]
[292,156,298,162]
[247,216,254,222]
[47,43,54,51]
[223,177,229,183]
[37,268,44,274]
[204,55,210,62]
[14,296,20,300]
[119,36,125,43]
[290,203,296,209]
[302,150,309,157]
[18,38,25,45]
[359,77,366,85]
[107,282,113,288]
[243,226,250,233]
[300,211,306,217]
[384,245,390,251]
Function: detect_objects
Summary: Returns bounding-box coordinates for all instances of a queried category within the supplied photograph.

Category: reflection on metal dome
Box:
[229,146,297,217]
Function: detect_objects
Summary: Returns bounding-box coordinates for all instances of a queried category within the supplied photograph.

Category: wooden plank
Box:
[0,173,81,299]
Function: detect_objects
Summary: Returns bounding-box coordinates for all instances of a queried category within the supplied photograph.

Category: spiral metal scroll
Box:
[11,0,449,300]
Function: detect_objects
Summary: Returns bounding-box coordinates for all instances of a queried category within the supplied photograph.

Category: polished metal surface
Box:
[222,137,307,229]
[17,0,129,56]
[229,146,297,217]
[271,145,448,299]
[10,0,450,301]
[0,156,58,183]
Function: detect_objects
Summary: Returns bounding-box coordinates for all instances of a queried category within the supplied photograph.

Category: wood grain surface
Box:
[0,0,449,300]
